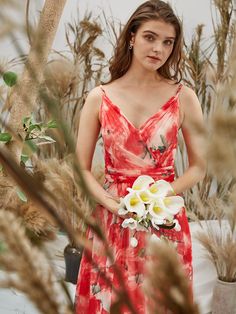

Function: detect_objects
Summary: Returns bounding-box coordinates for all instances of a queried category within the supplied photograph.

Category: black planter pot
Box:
[64,244,83,284]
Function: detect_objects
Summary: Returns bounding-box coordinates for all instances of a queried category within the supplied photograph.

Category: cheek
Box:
[165,46,174,59]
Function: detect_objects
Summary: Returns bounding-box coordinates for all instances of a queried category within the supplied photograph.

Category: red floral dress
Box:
[75,84,192,313]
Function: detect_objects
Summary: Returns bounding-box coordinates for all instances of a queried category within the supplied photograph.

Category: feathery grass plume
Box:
[143,240,199,314]
[34,157,95,236]
[206,111,236,178]
[0,146,138,313]
[213,0,234,79]
[4,193,58,243]
[0,210,74,314]
[177,0,236,217]
[99,9,123,49]
[195,203,236,282]
[0,1,23,39]
[37,11,107,160]
[44,58,77,99]
[63,12,106,133]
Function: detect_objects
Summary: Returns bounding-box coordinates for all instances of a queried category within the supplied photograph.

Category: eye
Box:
[164,39,174,46]
[144,34,155,41]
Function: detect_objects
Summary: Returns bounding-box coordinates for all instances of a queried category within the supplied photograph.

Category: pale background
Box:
[0,2,230,314]
[1,0,215,60]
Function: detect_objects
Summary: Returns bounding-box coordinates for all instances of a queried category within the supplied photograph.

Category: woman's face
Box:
[130,19,176,72]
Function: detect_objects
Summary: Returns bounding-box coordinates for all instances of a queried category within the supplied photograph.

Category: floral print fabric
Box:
[75,84,192,313]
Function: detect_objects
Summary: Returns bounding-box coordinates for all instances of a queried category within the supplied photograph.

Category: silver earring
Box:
[129,43,133,50]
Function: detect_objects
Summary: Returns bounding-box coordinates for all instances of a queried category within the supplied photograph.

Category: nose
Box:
[152,41,162,54]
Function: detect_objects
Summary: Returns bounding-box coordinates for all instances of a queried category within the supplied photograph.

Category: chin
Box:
[143,64,160,72]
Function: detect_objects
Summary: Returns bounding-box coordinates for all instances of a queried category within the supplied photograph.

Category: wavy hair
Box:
[108,0,183,83]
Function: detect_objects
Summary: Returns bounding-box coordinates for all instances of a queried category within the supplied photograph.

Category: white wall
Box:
[0,0,214,61]
[54,0,213,51]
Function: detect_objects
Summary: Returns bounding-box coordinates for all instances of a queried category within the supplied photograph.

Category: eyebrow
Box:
[143,30,175,40]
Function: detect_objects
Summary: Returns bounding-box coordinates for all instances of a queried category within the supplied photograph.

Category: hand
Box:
[166,183,177,196]
[104,195,120,216]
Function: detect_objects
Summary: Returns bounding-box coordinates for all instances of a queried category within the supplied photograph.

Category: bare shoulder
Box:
[179,85,201,109]
[82,86,103,115]
[180,85,202,113]
[179,85,203,126]
[86,86,103,105]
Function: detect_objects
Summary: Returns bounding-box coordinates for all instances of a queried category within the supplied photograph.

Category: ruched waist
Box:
[104,166,175,185]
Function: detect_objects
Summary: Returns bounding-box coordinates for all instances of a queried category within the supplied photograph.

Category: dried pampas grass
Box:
[2,182,58,242]
[44,58,77,99]
[143,240,199,314]
[194,192,236,282]
[34,157,95,234]
[206,111,236,178]
[0,210,73,314]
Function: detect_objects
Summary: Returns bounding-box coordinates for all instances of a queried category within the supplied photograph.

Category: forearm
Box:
[171,165,206,195]
[81,170,119,214]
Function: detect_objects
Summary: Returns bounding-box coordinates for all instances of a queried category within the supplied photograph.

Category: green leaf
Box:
[47,119,58,128]
[22,140,38,159]
[20,154,29,164]
[16,187,27,202]
[0,164,3,172]
[0,132,12,143]
[38,135,56,143]
[3,71,18,87]
[0,241,6,253]
[24,139,38,152]
[28,124,42,132]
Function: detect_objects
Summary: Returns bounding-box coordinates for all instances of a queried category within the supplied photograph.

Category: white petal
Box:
[123,192,146,216]
[121,218,137,230]
[148,200,169,219]
[173,219,181,231]
[132,175,154,191]
[130,237,138,247]
[148,180,173,197]
[151,217,166,230]
[163,196,184,215]
[118,207,128,215]
[137,190,153,204]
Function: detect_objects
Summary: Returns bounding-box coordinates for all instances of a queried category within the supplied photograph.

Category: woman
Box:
[75,0,206,313]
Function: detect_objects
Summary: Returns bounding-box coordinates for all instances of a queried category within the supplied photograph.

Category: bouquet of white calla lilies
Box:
[118,175,184,247]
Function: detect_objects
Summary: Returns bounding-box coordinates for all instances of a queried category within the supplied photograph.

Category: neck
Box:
[121,60,163,87]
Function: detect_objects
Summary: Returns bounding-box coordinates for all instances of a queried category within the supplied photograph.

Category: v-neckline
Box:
[101,88,180,132]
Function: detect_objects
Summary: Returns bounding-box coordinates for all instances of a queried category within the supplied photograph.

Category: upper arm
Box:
[179,86,206,170]
[76,86,102,171]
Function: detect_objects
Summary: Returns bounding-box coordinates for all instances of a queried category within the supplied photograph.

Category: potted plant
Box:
[34,156,86,284]
[195,199,236,314]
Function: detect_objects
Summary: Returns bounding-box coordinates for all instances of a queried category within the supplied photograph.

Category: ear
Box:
[130,32,135,44]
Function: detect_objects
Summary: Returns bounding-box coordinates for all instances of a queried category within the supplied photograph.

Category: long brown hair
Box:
[108,0,183,83]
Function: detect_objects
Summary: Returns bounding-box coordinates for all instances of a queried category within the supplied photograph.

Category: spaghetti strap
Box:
[100,84,106,95]
[175,83,183,96]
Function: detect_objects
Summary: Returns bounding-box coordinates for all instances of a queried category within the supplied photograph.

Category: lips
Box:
[148,56,161,61]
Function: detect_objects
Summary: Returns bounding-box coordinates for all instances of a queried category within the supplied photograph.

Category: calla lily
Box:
[151,218,163,230]
[131,175,154,191]
[118,198,129,215]
[122,218,137,230]
[148,199,174,221]
[123,192,145,216]
[148,195,184,220]
[138,190,153,204]
[163,196,184,215]
[148,180,174,198]
[118,207,129,216]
